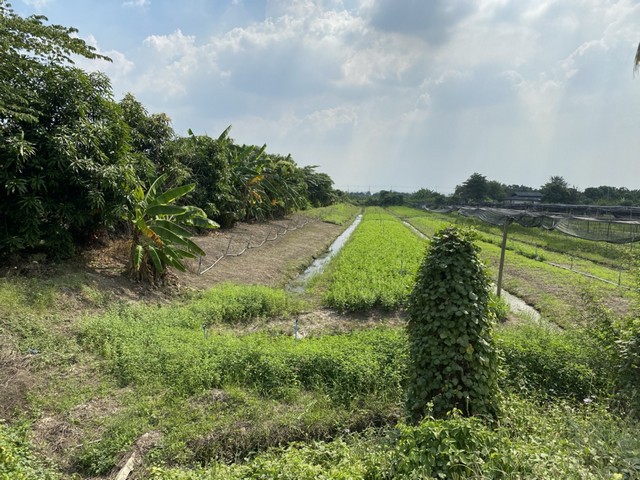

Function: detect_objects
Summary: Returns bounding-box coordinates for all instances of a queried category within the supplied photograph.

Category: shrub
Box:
[406,226,499,421]
[497,323,612,400]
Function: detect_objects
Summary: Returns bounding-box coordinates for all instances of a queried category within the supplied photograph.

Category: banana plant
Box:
[127,174,219,284]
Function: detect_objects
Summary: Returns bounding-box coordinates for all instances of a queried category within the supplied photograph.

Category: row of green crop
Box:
[320,207,426,311]
[388,207,633,324]
[81,296,616,412]
[149,391,640,480]
[81,312,407,405]
[390,206,633,286]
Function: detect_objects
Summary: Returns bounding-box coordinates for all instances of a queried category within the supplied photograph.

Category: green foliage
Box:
[0,1,109,123]
[148,437,377,479]
[488,293,509,322]
[301,166,337,208]
[580,288,640,413]
[169,130,238,227]
[388,413,509,479]
[454,172,488,204]
[0,4,134,259]
[1,68,136,259]
[406,226,499,421]
[0,422,61,479]
[188,282,299,326]
[119,93,185,186]
[173,127,315,228]
[323,208,425,311]
[300,203,360,226]
[497,322,613,400]
[127,174,218,284]
[80,300,407,404]
[147,394,640,479]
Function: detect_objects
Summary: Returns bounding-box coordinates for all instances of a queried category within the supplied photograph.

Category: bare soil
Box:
[178,214,344,290]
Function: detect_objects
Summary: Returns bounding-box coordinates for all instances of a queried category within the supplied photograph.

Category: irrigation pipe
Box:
[197,216,318,274]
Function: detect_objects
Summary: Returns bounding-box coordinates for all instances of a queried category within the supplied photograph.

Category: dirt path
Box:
[177,214,345,290]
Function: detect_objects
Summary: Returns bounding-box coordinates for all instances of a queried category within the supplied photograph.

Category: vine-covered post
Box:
[406,226,500,422]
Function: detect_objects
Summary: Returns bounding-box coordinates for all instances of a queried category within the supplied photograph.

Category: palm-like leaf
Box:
[127,175,217,284]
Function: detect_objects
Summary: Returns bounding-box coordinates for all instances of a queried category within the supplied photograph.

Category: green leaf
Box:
[147,245,164,275]
[153,219,193,239]
[132,244,144,270]
[145,204,188,217]
[152,225,206,256]
[183,215,219,229]
[145,174,167,203]
[149,183,195,207]
[159,248,187,272]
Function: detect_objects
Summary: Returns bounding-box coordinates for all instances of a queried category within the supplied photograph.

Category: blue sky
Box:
[14,0,640,193]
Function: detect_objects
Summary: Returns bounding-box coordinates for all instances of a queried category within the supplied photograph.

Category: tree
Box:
[1,68,136,258]
[455,173,488,205]
[406,226,499,422]
[119,93,185,187]
[486,180,506,203]
[0,3,134,259]
[169,128,238,227]
[540,176,579,204]
[0,1,109,123]
[302,165,336,208]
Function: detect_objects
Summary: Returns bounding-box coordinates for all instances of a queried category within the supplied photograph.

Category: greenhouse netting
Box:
[457,207,640,244]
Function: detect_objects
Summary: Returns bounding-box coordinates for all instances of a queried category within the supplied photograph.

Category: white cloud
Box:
[122,0,150,6]
[91,0,640,190]
[20,0,52,9]
[73,35,136,92]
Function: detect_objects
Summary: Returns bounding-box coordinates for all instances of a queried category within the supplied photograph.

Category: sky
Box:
[13,0,640,194]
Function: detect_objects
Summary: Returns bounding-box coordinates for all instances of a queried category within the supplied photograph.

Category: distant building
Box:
[506,191,542,206]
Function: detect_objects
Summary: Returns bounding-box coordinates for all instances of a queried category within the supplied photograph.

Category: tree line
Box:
[348,173,640,208]
[0,3,337,263]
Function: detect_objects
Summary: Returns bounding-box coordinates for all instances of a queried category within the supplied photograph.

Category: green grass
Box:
[321,207,426,311]
[300,203,361,226]
[3,208,639,479]
[0,421,62,479]
[147,394,640,479]
[389,207,633,326]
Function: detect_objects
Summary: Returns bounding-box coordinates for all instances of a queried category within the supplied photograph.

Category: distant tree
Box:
[486,180,506,203]
[504,184,534,196]
[377,190,406,206]
[409,188,446,208]
[302,165,336,208]
[540,176,579,204]
[455,173,488,204]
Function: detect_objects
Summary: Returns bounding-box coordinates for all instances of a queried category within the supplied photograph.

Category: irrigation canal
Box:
[288,213,542,321]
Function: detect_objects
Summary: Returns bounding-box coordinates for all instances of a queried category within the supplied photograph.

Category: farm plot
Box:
[393,206,633,324]
[320,207,426,311]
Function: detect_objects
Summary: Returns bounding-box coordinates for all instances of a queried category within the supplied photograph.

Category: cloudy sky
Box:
[14,0,640,193]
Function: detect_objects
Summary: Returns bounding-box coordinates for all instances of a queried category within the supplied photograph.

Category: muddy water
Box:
[287,214,363,292]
